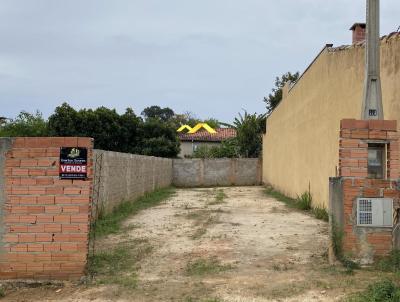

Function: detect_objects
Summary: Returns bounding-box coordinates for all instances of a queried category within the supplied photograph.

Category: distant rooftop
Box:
[178,128,237,142]
[328,31,400,52]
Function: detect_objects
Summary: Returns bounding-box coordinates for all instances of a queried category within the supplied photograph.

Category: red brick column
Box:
[0,137,93,280]
[339,119,399,259]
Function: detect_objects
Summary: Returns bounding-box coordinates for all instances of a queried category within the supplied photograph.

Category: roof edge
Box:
[266,44,332,119]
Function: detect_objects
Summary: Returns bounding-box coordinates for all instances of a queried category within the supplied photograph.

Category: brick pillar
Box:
[0,137,93,280]
[338,119,399,261]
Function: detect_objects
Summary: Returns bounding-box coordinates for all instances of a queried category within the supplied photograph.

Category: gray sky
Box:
[0,0,399,123]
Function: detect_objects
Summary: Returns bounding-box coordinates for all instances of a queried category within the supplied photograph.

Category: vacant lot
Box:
[2,187,395,301]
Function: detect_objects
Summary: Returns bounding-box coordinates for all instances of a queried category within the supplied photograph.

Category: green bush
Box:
[347,280,400,302]
[191,138,239,159]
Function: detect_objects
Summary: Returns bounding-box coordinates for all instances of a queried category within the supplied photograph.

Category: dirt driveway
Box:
[3,186,378,301]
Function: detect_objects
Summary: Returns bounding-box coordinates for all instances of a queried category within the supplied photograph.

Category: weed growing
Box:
[0,287,5,298]
[186,257,233,276]
[375,250,400,272]
[264,186,328,221]
[264,186,297,208]
[346,279,400,302]
[93,187,175,238]
[208,189,226,205]
[191,228,207,240]
[331,216,344,260]
[297,191,312,210]
[185,297,223,302]
[330,216,360,274]
[312,207,329,222]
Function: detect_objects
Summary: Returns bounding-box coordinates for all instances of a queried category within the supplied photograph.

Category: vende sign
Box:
[59,147,88,180]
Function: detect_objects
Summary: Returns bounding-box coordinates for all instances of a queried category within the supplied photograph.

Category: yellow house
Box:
[262,26,400,208]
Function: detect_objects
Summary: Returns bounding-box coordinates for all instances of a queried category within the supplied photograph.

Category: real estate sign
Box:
[59,147,88,179]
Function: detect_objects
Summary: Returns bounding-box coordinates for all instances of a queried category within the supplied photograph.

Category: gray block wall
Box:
[92,152,262,214]
[172,158,262,187]
[93,150,173,214]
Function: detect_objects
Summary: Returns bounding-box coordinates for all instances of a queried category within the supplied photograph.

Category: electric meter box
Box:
[357,198,393,227]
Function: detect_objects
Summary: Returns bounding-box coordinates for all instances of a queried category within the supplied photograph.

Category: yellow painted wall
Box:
[262,35,400,208]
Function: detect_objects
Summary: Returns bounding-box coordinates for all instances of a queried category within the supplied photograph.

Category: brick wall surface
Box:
[0,137,93,280]
[339,119,399,259]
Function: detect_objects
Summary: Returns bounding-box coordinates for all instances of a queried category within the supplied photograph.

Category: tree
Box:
[0,111,48,137]
[48,103,142,153]
[47,103,80,136]
[203,118,220,129]
[139,118,180,157]
[233,111,266,158]
[263,71,300,114]
[141,106,175,122]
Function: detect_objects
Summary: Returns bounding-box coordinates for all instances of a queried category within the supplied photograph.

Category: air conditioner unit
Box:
[357,198,393,227]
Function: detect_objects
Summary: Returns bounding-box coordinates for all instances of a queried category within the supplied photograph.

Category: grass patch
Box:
[264,186,328,221]
[0,287,4,298]
[185,298,223,302]
[375,250,400,272]
[312,207,329,222]
[264,186,297,208]
[346,280,400,302]
[93,187,175,238]
[88,239,152,288]
[208,189,226,205]
[186,257,233,276]
[268,281,311,299]
[191,228,207,240]
[186,210,210,224]
[186,210,220,226]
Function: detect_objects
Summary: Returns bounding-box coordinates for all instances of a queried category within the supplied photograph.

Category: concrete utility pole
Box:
[362,0,384,120]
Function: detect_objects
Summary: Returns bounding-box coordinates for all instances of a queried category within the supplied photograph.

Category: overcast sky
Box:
[0,0,399,123]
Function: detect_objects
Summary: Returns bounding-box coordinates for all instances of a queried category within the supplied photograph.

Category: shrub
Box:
[347,280,400,302]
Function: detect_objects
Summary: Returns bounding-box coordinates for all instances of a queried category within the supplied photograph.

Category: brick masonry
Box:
[338,119,399,261]
[0,137,93,280]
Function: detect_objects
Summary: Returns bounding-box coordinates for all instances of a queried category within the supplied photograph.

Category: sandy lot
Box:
[2,187,380,302]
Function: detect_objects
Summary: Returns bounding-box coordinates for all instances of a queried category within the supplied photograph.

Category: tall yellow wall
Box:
[262,34,400,208]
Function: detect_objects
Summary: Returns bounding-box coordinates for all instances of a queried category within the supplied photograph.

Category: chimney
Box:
[350,23,366,44]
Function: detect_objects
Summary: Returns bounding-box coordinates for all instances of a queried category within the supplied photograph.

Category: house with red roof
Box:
[178,128,237,157]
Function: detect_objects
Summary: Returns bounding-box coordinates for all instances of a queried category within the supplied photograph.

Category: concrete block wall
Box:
[337,119,399,261]
[172,158,262,187]
[93,150,173,214]
[0,137,93,280]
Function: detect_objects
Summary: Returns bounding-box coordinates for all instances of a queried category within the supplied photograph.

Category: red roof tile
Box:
[178,128,237,142]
